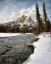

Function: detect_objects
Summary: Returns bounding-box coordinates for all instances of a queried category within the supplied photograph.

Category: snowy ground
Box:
[0,33,21,37]
[0,33,33,37]
[23,32,51,64]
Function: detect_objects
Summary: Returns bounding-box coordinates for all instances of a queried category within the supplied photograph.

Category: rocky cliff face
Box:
[3,15,37,29]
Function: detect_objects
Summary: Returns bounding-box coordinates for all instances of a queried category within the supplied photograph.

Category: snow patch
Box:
[0,33,21,37]
[23,33,51,64]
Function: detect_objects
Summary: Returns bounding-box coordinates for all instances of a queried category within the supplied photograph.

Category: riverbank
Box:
[23,32,51,64]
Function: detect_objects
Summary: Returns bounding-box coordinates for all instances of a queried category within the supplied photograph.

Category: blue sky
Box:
[0,0,51,24]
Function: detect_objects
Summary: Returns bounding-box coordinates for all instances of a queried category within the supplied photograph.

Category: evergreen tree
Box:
[36,3,42,32]
[46,19,50,32]
[43,3,48,31]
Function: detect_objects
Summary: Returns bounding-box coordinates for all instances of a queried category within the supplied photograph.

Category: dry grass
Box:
[33,27,40,36]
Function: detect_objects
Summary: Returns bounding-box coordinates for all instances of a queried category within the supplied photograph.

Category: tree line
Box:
[0,25,34,33]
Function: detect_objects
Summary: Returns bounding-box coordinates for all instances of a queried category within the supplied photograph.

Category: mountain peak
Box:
[16,15,27,22]
[21,15,27,18]
[3,15,37,28]
[16,15,33,22]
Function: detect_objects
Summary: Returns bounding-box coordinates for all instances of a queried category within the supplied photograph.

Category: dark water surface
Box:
[0,33,36,64]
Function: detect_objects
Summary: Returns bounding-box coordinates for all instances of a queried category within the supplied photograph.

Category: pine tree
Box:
[36,3,42,32]
[46,19,50,32]
[43,3,48,32]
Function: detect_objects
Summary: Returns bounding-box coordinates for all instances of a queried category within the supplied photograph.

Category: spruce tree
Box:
[36,3,42,32]
[43,3,48,32]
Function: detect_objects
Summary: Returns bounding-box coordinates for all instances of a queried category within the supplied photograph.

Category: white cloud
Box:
[48,14,50,17]
[20,5,36,16]
[39,6,43,15]
[9,12,16,20]
[0,17,8,24]
[10,12,15,18]
[19,5,43,18]
[0,12,16,24]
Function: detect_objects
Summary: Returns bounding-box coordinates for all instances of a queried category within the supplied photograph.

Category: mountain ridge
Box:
[3,15,37,28]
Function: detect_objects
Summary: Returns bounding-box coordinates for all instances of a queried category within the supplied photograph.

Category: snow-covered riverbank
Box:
[0,33,33,37]
[0,33,21,37]
[23,33,51,64]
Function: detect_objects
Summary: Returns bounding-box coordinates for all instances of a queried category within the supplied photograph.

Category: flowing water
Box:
[0,33,36,64]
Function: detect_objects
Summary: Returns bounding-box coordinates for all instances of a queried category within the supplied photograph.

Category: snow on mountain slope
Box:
[3,15,37,28]
[23,32,51,64]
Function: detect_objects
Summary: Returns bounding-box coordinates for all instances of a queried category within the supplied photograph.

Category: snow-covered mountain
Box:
[3,15,37,28]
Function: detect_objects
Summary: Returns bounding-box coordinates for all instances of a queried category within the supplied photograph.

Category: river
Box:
[0,33,36,64]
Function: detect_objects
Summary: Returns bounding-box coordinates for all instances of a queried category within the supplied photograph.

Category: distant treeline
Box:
[0,25,35,33]
[0,22,50,33]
